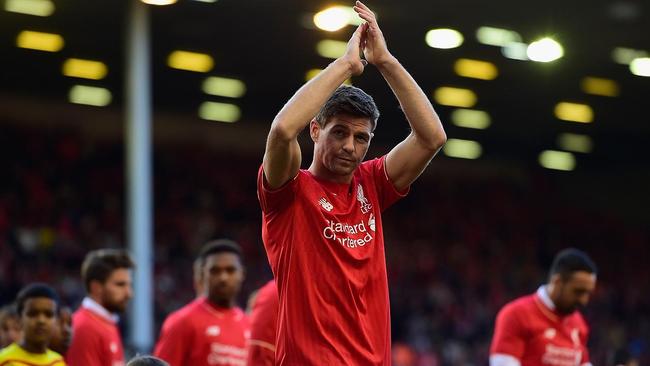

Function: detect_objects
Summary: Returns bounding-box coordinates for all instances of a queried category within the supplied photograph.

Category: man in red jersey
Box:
[246,280,278,366]
[490,248,597,366]
[66,249,134,366]
[154,240,250,366]
[257,1,446,364]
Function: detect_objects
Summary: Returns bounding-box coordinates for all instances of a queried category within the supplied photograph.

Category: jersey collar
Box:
[536,285,556,311]
[82,297,119,323]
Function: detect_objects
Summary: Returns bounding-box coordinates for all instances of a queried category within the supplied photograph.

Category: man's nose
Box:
[342,135,355,153]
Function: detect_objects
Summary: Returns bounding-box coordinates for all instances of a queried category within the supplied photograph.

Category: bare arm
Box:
[262,24,369,189]
[355,1,447,191]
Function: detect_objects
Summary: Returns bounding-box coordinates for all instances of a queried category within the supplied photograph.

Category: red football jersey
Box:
[246,280,278,366]
[154,298,250,366]
[490,287,591,366]
[258,156,407,365]
[66,299,125,366]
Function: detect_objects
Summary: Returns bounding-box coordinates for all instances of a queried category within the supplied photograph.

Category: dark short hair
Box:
[197,239,243,266]
[127,355,169,366]
[549,248,597,281]
[82,249,134,292]
[15,283,60,315]
[315,85,380,131]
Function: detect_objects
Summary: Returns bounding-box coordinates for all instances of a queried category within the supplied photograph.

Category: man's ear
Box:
[89,280,103,298]
[309,120,320,142]
[550,273,563,287]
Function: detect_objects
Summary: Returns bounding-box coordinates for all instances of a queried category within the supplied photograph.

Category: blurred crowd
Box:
[0,126,647,365]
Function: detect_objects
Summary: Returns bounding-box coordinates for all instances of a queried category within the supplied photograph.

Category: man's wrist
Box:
[375,54,399,72]
[333,57,357,78]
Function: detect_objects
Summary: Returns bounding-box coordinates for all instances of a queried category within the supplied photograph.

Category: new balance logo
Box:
[319,197,333,211]
[206,325,221,337]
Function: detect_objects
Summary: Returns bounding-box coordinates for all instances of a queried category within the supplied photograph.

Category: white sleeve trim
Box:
[490,354,522,366]
[580,363,593,366]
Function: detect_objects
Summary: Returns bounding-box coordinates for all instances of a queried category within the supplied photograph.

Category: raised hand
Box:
[342,22,369,76]
[353,1,393,66]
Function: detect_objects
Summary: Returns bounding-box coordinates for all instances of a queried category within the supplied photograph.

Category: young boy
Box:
[0,283,66,365]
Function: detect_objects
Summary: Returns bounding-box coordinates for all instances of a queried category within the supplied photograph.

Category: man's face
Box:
[20,297,57,347]
[554,271,597,315]
[49,307,72,355]
[203,252,244,307]
[98,268,133,313]
[0,315,21,347]
[312,114,373,178]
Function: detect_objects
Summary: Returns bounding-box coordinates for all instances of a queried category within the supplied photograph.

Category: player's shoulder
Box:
[499,293,536,317]
[257,281,278,301]
[44,348,65,362]
[358,156,384,175]
[568,310,590,330]
[163,298,204,324]
[0,343,18,358]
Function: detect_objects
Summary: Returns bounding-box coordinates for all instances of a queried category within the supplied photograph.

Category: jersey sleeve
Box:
[257,165,300,214]
[153,312,192,366]
[364,156,409,212]
[65,323,105,366]
[490,303,526,361]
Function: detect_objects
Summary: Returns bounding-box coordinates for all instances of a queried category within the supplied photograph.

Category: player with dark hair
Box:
[66,248,134,366]
[245,280,278,366]
[0,283,65,365]
[0,305,20,348]
[126,355,169,366]
[257,1,446,364]
[490,248,598,366]
[154,239,249,366]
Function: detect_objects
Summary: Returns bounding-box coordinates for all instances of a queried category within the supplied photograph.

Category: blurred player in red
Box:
[490,248,597,366]
[154,240,249,366]
[246,280,278,366]
[0,283,66,365]
[257,1,446,364]
[66,249,134,366]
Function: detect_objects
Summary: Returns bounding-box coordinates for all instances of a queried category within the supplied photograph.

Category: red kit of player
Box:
[246,280,279,366]
[490,287,591,366]
[66,299,125,366]
[154,297,249,366]
[258,156,407,365]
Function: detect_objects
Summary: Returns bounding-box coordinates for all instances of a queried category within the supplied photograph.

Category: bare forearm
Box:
[271,58,354,139]
[378,57,446,149]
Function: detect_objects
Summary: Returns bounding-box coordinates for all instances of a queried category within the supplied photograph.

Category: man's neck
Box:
[82,297,119,323]
[19,339,47,354]
[308,162,353,184]
[207,296,234,309]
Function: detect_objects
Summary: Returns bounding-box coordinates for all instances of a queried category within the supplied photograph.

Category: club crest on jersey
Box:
[357,184,373,214]
[544,328,556,339]
[318,197,333,212]
[206,325,221,337]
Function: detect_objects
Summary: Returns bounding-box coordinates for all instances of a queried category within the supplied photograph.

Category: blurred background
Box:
[0,0,648,365]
